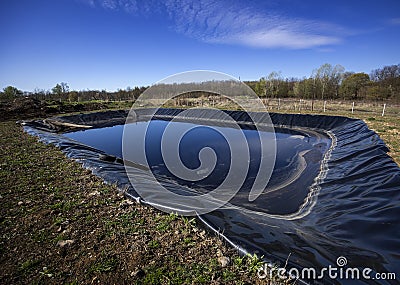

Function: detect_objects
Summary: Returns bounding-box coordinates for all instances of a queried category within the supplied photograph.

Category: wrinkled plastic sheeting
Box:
[23,108,400,285]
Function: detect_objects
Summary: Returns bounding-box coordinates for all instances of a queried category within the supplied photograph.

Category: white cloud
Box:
[81,0,344,49]
[389,18,400,25]
[81,0,138,13]
[219,29,340,49]
[164,0,342,49]
[101,0,117,10]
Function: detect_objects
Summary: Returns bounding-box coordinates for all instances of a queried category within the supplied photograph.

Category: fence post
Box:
[299,99,302,111]
[323,101,326,112]
[382,103,386,116]
[278,98,280,110]
[351,102,355,114]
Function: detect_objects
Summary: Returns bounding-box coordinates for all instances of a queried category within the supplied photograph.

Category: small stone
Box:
[88,190,100,197]
[218,256,230,267]
[125,199,134,205]
[119,199,134,208]
[18,201,24,206]
[57,239,75,247]
[131,269,145,278]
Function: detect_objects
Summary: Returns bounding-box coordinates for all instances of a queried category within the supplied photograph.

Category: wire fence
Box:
[165,96,400,118]
[260,98,400,117]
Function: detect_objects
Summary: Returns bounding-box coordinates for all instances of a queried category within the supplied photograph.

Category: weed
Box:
[181,216,196,229]
[246,253,264,273]
[32,229,50,243]
[141,267,165,285]
[183,237,193,245]
[53,216,66,225]
[50,202,63,210]
[19,259,41,273]
[118,211,136,227]
[221,269,237,282]
[148,240,160,249]
[156,222,169,232]
[89,256,118,273]
[167,212,178,221]
[85,214,93,222]
[233,255,246,267]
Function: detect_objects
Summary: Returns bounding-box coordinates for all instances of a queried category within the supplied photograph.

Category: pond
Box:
[65,119,331,215]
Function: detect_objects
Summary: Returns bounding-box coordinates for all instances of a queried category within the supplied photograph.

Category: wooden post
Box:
[382,103,386,116]
[299,99,302,111]
[351,102,355,114]
[278,98,280,110]
[323,101,326,112]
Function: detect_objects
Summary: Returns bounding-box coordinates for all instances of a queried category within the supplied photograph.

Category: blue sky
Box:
[1,0,399,92]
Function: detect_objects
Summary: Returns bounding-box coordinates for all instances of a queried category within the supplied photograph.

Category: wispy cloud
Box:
[80,0,344,49]
[165,0,342,49]
[82,0,138,14]
[388,18,400,26]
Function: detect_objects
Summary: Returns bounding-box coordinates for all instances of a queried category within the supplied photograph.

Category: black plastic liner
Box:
[23,109,400,285]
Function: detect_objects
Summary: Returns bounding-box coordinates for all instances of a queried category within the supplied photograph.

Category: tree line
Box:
[0,83,147,102]
[247,63,400,102]
[1,63,399,103]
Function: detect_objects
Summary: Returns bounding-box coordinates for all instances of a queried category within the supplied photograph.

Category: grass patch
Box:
[19,259,41,273]
[148,240,160,249]
[89,255,118,273]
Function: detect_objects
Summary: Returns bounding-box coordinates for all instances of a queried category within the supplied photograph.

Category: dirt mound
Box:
[0,97,46,120]
[0,97,107,121]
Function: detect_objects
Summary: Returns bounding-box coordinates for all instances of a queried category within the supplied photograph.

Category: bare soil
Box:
[0,97,111,121]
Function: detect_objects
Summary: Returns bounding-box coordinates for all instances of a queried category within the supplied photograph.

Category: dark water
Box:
[65,119,331,216]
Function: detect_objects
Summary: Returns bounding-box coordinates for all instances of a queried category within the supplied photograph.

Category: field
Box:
[0,98,398,284]
[263,99,400,165]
